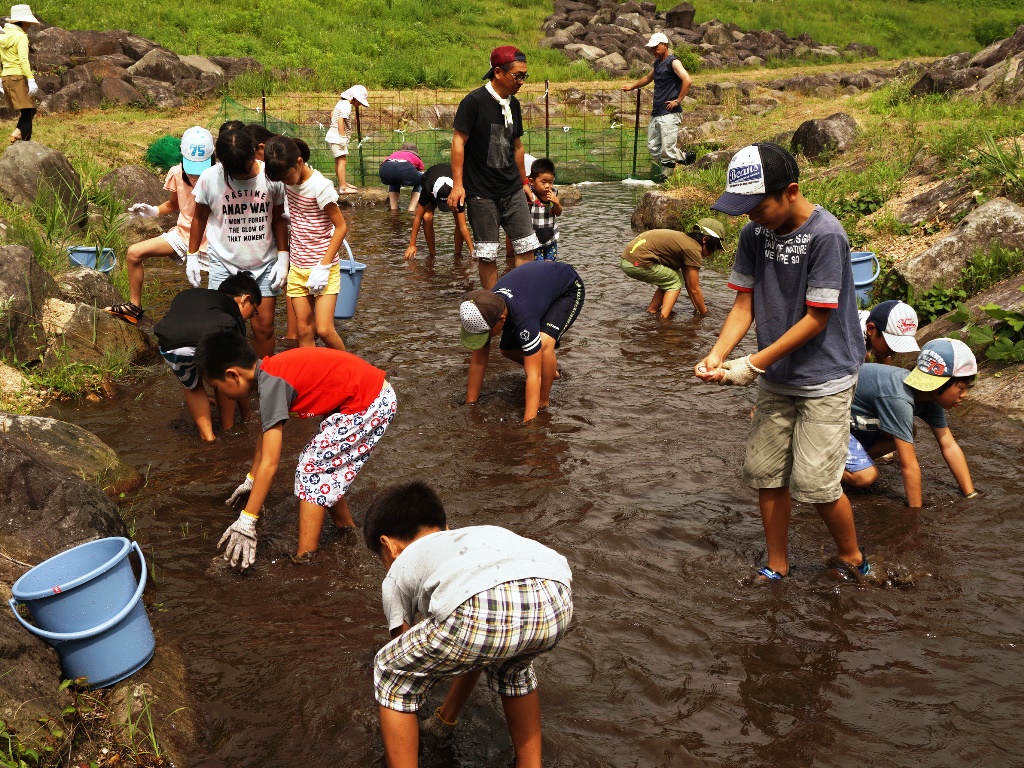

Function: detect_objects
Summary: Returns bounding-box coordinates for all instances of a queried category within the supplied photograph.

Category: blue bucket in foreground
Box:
[334,239,366,320]
[851,251,881,308]
[9,538,154,688]
[68,246,117,274]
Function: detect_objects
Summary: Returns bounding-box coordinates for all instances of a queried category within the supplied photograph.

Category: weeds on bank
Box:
[955,285,1024,363]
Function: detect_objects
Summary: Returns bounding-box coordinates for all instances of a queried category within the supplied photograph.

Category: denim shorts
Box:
[845,433,876,474]
[207,257,279,297]
[378,160,424,193]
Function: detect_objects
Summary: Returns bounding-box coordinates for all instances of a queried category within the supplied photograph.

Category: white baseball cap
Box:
[180,127,214,176]
[340,85,370,107]
[646,32,670,48]
[866,300,920,354]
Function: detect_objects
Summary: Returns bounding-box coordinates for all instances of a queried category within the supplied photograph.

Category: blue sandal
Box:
[828,548,870,581]
[755,566,789,581]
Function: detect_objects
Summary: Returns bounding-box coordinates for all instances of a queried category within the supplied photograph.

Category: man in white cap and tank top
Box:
[621,31,694,181]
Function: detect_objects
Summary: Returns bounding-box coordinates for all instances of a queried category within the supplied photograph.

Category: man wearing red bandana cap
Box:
[449,45,540,289]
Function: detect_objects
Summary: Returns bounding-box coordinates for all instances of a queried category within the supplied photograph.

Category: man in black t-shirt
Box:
[449,46,540,289]
[403,164,474,260]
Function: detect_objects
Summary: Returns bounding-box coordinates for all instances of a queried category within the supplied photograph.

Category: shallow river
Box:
[45,184,1024,767]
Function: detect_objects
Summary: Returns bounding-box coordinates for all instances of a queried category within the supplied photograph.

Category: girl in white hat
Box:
[0,4,41,142]
[324,84,368,194]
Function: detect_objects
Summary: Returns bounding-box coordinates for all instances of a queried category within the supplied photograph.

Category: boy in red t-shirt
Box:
[195,330,397,569]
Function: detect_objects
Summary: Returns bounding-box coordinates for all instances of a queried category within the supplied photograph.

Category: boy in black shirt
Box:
[449,46,540,289]
[153,272,261,441]
[403,164,474,260]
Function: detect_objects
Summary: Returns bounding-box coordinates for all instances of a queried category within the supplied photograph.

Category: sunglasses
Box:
[248,298,259,317]
[506,70,529,83]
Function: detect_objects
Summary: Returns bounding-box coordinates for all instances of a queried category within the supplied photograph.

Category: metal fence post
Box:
[261,90,267,128]
[545,79,550,159]
[355,104,364,186]
[632,88,641,179]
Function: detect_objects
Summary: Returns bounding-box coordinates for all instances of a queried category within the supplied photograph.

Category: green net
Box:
[145,134,184,172]
[211,93,653,185]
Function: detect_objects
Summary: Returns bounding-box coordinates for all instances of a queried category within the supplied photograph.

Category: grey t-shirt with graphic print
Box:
[381,526,572,632]
[727,205,862,394]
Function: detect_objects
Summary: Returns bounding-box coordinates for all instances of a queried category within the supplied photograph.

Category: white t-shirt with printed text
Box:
[193,161,285,273]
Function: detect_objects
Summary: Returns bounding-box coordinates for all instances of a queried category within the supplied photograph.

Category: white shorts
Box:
[328,137,350,158]
[160,230,210,270]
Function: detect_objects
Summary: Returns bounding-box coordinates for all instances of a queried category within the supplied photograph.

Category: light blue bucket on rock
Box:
[9,537,155,688]
[333,239,366,320]
[68,246,117,274]
[851,251,881,308]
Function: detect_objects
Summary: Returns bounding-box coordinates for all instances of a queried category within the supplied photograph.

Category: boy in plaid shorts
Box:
[364,482,573,768]
[195,330,396,569]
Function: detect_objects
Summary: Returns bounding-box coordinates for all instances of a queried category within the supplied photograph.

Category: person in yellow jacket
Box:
[0,4,40,143]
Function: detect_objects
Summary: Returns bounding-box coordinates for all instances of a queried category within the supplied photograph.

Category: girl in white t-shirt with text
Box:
[324,84,369,195]
[264,134,348,351]
[188,127,288,358]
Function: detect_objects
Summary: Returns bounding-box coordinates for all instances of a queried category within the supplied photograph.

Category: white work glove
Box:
[305,262,331,294]
[185,252,202,288]
[128,203,159,218]
[719,355,765,386]
[27,78,38,96]
[225,473,254,508]
[0,81,5,96]
[218,510,258,569]
[269,250,289,292]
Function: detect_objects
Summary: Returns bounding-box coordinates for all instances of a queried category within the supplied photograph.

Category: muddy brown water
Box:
[43,185,1024,767]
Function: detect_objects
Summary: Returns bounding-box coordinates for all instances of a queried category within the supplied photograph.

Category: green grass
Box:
[33,0,1021,91]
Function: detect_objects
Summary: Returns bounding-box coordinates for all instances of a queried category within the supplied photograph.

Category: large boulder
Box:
[118,32,162,61]
[206,55,263,78]
[910,66,988,96]
[126,76,182,107]
[97,165,165,208]
[99,76,146,106]
[0,245,59,361]
[564,44,609,62]
[0,414,141,496]
[896,177,977,226]
[895,198,1024,292]
[969,24,1024,69]
[126,48,195,84]
[56,267,123,309]
[29,26,85,60]
[67,29,122,57]
[0,142,86,223]
[39,79,103,114]
[41,299,157,369]
[594,51,629,74]
[665,2,695,29]
[791,112,860,159]
[631,187,713,231]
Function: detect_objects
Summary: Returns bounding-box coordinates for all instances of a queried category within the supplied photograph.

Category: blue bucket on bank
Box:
[851,251,881,308]
[68,246,117,274]
[334,239,366,320]
[8,537,154,688]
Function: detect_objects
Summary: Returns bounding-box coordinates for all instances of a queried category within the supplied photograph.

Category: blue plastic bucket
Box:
[68,246,117,274]
[851,251,881,308]
[334,240,366,320]
[9,538,154,688]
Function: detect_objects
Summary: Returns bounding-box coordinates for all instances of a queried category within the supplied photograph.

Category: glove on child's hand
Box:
[225,473,254,508]
[305,262,331,294]
[128,203,159,218]
[27,78,38,96]
[269,251,290,292]
[719,355,765,387]
[185,252,203,288]
[218,510,258,569]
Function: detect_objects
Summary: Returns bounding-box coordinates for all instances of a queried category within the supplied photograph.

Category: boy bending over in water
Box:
[364,481,573,768]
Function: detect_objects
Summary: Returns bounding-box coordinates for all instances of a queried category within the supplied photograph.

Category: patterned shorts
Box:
[374,578,573,712]
[294,382,396,507]
[159,346,198,389]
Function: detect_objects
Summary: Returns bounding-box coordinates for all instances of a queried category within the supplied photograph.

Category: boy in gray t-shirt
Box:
[363,482,573,766]
[695,143,868,582]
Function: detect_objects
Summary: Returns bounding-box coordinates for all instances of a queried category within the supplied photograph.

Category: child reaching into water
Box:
[188,127,288,358]
[363,482,573,768]
[403,163,474,260]
[153,272,261,441]
[195,330,396,568]
[105,127,214,325]
[264,135,347,351]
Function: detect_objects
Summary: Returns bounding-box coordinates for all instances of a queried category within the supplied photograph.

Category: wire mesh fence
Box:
[211,83,660,186]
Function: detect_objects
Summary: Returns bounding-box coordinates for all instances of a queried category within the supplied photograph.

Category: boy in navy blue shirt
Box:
[460,260,584,422]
